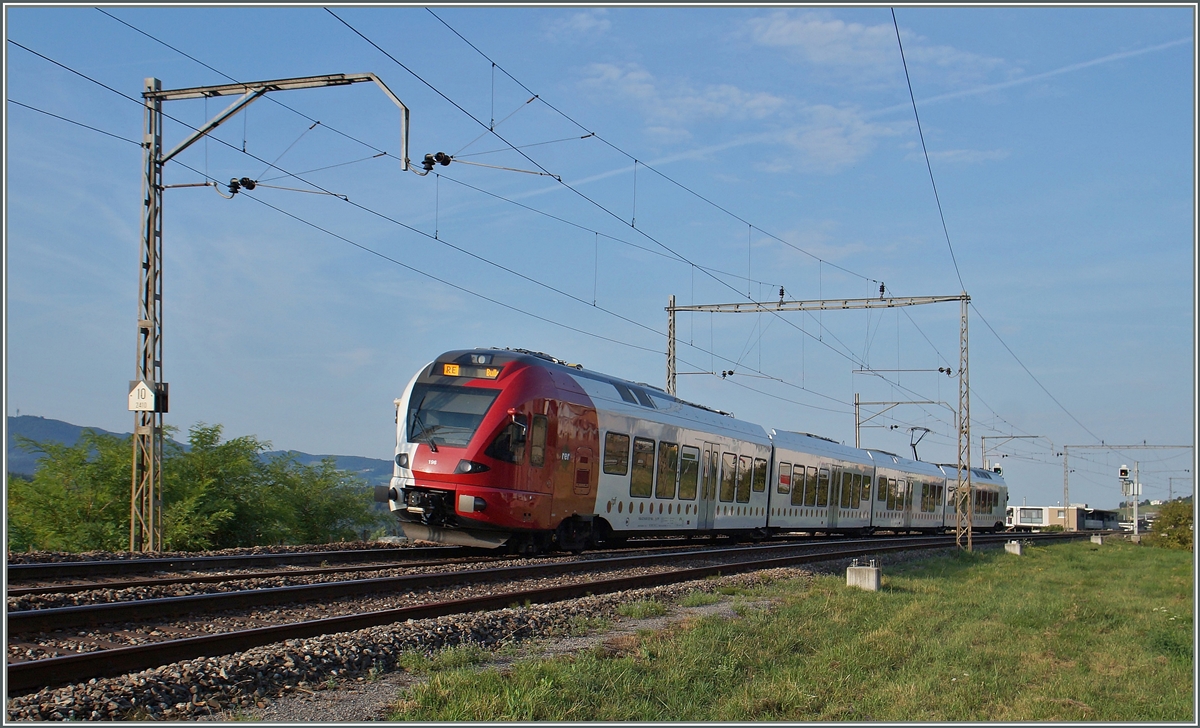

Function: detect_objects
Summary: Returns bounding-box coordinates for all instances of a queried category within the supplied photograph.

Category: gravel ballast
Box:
[5,568,808,721]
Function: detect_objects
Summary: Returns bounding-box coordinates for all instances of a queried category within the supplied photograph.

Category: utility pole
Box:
[956,294,971,551]
[1168,474,1192,501]
[666,294,676,395]
[129,73,410,552]
[1133,461,1140,536]
[665,291,974,549]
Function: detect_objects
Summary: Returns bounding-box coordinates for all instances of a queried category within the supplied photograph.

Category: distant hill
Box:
[6,415,393,486]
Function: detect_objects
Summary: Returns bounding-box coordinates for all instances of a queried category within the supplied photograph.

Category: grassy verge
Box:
[388,540,1193,721]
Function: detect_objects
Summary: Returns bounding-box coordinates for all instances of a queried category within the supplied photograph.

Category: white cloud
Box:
[774,105,901,173]
[545,10,611,39]
[747,11,1008,88]
[580,62,786,126]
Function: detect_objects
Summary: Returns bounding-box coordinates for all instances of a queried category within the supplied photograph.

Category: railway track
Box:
[5,545,469,583]
[6,531,1087,695]
[5,533,852,599]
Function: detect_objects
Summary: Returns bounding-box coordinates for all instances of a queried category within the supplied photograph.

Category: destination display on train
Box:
[442,363,501,379]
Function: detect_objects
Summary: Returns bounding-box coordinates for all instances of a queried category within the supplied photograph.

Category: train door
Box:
[698,442,719,530]
[827,465,841,530]
[901,479,914,531]
[522,410,553,494]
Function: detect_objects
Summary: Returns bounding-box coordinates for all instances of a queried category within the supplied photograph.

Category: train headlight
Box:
[454,459,491,474]
[458,494,488,512]
[396,453,409,469]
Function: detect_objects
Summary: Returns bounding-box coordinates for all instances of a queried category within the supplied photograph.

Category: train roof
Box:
[436,348,769,442]
[935,463,1008,486]
[770,429,873,466]
[865,449,946,478]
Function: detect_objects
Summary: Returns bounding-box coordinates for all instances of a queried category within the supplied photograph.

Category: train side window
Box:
[679,446,700,500]
[777,462,793,494]
[790,463,805,505]
[736,455,752,502]
[484,414,527,464]
[752,457,768,493]
[849,473,861,509]
[905,481,914,510]
[816,468,830,507]
[839,472,853,508]
[861,473,871,503]
[804,466,818,507]
[656,442,679,499]
[630,437,655,497]
[720,453,737,502]
[603,432,630,476]
[529,414,548,467]
[887,478,897,510]
[877,476,887,502]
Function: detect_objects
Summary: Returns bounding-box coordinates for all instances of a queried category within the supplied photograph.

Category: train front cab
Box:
[383,350,602,552]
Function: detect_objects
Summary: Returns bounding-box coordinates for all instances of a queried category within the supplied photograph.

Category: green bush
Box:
[8,430,132,552]
[1145,500,1193,551]
[8,424,385,552]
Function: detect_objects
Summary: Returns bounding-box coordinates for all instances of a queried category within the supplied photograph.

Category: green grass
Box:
[388,541,1193,721]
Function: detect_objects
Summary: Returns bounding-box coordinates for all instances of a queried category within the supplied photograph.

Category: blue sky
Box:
[4,5,1195,510]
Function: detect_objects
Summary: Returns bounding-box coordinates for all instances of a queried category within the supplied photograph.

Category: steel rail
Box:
[5,532,1086,694]
[4,557,508,597]
[3,533,907,597]
[7,534,965,632]
[5,546,466,582]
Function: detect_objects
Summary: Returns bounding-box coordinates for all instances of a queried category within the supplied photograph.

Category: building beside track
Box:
[1005,504,1120,531]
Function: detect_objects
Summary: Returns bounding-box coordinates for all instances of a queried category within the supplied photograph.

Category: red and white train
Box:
[377,348,1008,553]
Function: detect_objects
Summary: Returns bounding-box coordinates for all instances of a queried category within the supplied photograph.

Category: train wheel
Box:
[507,533,550,556]
[590,519,625,549]
[556,518,592,554]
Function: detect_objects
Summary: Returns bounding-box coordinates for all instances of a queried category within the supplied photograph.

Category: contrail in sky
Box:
[868,36,1194,117]
[505,35,1192,201]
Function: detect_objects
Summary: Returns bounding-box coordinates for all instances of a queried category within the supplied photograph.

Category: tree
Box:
[8,431,131,552]
[1146,499,1193,551]
[8,423,386,553]
[164,423,285,549]
[266,454,383,545]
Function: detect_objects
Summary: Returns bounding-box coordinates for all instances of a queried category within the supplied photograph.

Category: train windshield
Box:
[407,384,500,448]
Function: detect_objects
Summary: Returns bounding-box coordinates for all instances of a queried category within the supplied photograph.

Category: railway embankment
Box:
[379,539,1193,722]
